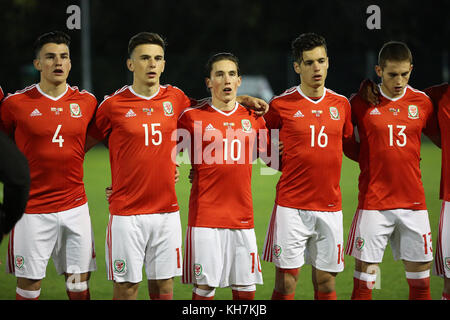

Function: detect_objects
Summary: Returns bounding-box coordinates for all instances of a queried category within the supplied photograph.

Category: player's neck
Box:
[211,96,236,111]
[300,83,324,98]
[38,80,67,98]
[131,82,159,98]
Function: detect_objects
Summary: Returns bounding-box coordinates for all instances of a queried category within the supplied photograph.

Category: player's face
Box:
[294,46,329,92]
[127,44,165,88]
[33,43,71,86]
[206,59,241,104]
[376,60,413,98]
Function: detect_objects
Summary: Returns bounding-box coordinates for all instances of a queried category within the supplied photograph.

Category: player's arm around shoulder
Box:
[422,93,441,148]
[343,94,361,162]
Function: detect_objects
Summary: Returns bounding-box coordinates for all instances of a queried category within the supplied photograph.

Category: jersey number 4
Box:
[52,124,64,147]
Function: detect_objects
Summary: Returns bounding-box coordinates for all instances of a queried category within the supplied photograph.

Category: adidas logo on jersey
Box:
[293,110,304,118]
[205,123,215,131]
[30,108,42,117]
[125,109,136,117]
[369,107,381,115]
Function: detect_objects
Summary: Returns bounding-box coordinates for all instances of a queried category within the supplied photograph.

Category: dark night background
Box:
[0,0,448,100]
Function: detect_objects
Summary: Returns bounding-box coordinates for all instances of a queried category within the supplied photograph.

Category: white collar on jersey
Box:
[210,101,239,116]
[128,85,160,100]
[296,85,327,104]
[36,83,69,101]
[378,83,407,101]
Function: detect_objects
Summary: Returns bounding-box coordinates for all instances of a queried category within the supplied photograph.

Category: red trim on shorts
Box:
[345,209,361,256]
[262,205,277,262]
[7,228,15,273]
[182,226,193,284]
[107,215,114,280]
[435,202,446,276]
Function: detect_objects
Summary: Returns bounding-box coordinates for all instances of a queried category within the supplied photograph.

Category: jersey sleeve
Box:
[94,99,112,140]
[0,98,16,136]
[343,94,362,161]
[0,87,4,101]
[421,93,440,147]
[0,130,30,235]
[263,100,282,130]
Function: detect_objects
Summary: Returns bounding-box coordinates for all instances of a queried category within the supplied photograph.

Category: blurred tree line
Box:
[0,0,448,99]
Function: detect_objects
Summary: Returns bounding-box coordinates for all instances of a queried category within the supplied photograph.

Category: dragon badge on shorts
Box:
[114,259,127,274]
[445,257,450,271]
[194,263,203,277]
[355,237,365,251]
[273,245,282,258]
[15,255,25,269]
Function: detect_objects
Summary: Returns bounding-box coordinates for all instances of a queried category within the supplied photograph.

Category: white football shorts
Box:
[345,209,433,263]
[6,202,97,279]
[262,204,344,273]
[105,211,182,283]
[433,201,450,278]
[182,226,263,288]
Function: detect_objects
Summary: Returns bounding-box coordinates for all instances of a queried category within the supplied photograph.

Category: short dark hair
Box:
[128,32,166,57]
[205,52,240,78]
[33,31,71,58]
[378,41,412,68]
[291,33,327,63]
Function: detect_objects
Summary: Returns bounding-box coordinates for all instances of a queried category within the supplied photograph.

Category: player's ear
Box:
[205,77,212,90]
[293,61,301,75]
[33,59,41,72]
[375,65,382,77]
[127,58,134,72]
[237,75,242,87]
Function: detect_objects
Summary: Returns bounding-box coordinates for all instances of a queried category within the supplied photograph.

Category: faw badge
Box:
[114,259,126,274]
[356,237,365,251]
[329,106,340,120]
[194,263,203,277]
[408,105,419,119]
[15,255,25,269]
[445,257,450,271]
[70,103,82,118]
[163,101,174,116]
[273,245,282,258]
[241,119,252,133]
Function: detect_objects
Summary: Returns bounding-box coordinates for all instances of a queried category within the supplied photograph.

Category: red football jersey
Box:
[95,85,192,215]
[0,84,97,213]
[0,86,4,101]
[264,86,353,211]
[425,83,450,201]
[178,101,267,229]
[351,85,435,210]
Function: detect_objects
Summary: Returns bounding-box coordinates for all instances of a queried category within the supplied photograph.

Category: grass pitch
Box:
[0,140,444,300]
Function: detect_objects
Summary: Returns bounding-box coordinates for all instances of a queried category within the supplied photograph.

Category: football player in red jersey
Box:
[96,33,269,300]
[345,41,439,300]
[423,83,450,300]
[1,31,98,300]
[361,80,450,300]
[262,33,354,300]
[178,53,266,300]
